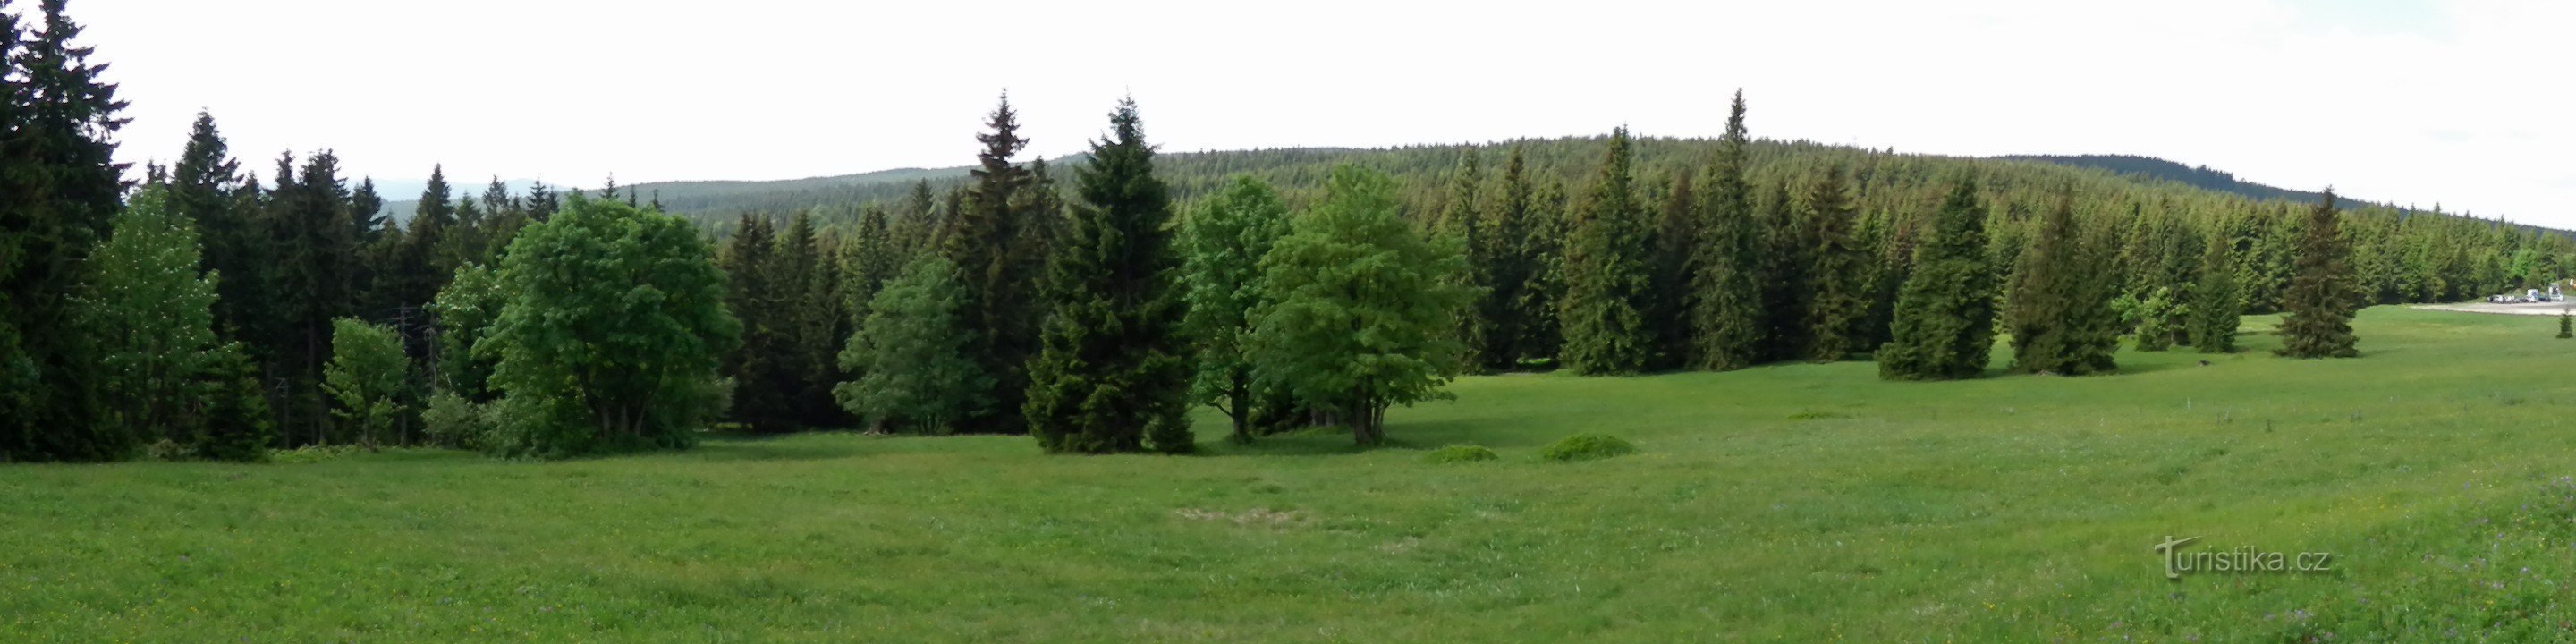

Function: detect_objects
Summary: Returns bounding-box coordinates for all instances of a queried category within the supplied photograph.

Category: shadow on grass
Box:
[687,433,875,462]
[1206,418,1545,457]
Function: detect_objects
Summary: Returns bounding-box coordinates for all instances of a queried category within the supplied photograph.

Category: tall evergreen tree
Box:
[1479,146,1542,370]
[1433,153,1488,369]
[1758,178,1812,361]
[1024,99,1194,454]
[1690,91,1765,371]
[1,0,128,461]
[2004,198,2117,375]
[941,92,1049,434]
[269,150,361,445]
[1879,178,1998,381]
[718,214,794,431]
[1556,127,1653,375]
[839,204,900,324]
[1648,173,1699,369]
[1180,176,1292,444]
[2277,189,2360,358]
[2186,230,2242,353]
[1802,165,1869,361]
[775,211,843,427]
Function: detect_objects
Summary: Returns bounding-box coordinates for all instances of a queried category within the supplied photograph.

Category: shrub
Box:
[1541,433,1637,462]
[1421,444,1500,463]
[423,393,496,450]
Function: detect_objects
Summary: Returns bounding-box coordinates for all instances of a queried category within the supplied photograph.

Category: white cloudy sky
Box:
[76,0,2576,225]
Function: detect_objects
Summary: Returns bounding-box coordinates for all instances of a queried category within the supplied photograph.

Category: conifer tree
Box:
[1648,173,1698,369]
[1802,165,1869,361]
[718,214,794,431]
[839,204,900,324]
[1879,178,1998,380]
[2277,189,2360,358]
[1480,146,1541,369]
[2005,198,2117,375]
[168,111,264,339]
[1758,179,1812,361]
[0,0,126,461]
[776,211,843,427]
[1250,165,1473,447]
[1557,127,1653,375]
[1434,153,1489,369]
[2187,230,2242,353]
[1522,176,1571,364]
[1690,91,1765,371]
[2560,309,2572,340]
[942,92,1050,434]
[268,150,361,445]
[1024,99,1194,454]
[1181,176,1292,444]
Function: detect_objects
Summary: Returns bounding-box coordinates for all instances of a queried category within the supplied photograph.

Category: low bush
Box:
[1421,444,1499,463]
[1540,433,1637,462]
[423,393,496,450]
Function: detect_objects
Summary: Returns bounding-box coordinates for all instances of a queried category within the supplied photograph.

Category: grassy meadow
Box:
[7,307,2576,641]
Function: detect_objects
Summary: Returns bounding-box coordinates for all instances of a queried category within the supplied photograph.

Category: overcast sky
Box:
[74,0,2575,225]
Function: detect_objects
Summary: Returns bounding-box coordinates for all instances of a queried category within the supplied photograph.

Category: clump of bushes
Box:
[1540,433,1637,462]
[1421,444,1499,463]
[422,393,498,451]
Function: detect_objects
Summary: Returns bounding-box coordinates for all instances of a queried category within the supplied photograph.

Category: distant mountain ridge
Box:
[1991,154,2394,210]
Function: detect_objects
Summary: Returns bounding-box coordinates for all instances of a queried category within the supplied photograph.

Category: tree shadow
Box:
[685,433,876,462]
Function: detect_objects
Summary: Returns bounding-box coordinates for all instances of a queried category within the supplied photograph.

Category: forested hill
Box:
[1993,154,2390,210]
[400,139,2513,233]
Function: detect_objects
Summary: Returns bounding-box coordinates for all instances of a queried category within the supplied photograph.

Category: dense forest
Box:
[3,0,2564,463]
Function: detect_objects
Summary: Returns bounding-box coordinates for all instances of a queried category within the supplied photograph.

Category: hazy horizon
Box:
[80,0,2574,225]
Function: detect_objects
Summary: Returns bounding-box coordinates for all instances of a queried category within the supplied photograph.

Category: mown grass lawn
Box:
[7,307,2576,642]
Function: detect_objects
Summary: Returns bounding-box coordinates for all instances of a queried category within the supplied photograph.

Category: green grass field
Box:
[7,307,2576,641]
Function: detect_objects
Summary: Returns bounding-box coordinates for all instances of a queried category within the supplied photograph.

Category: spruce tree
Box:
[2005,198,2117,375]
[1024,99,1194,454]
[1690,90,1765,371]
[718,214,793,431]
[941,93,1049,434]
[1879,178,1998,381]
[2277,189,2360,358]
[1758,179,1812,361]
[1180,176,1292,444]
[0,0,126,461]
[1802,165,1869,361]
[1648,173,1699,369]
[840,204,900,325]
[169,111,263,341]
[1481,146,1541,369]
[270,150,361,445]
[1557,127,1653,375]
[776,211,845,428]
[2184,229,2246,355]
[1433,153,1489,369]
